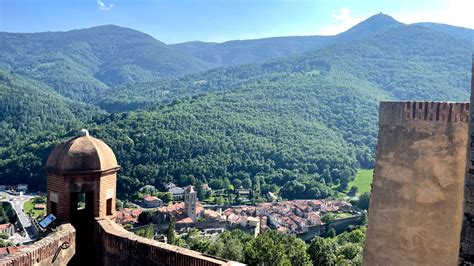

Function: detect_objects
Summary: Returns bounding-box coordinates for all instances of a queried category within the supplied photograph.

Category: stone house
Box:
[142,196,163,208]
[0,224,14,237]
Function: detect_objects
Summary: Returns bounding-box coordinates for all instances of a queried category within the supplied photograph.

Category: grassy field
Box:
[23,197,46,218]
[349,169,374,195]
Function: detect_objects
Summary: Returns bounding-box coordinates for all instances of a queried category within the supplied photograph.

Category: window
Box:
[106,198,112,215]
[77,192,86,210]
[51,202,57,216]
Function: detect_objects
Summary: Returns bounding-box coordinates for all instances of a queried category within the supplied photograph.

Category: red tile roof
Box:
[144,196,159,202]
[34,204,46,210]
[176,217,194,224]
[0,224,11,229]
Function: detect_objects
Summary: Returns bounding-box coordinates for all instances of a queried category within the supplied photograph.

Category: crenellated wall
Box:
[402,101,469,122]
[0,224,76,266]
[94,218,237,266]
[364,101,469,266]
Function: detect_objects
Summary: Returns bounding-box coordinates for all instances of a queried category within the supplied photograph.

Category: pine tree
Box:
[166,216,177,245]
[0,206,7,224]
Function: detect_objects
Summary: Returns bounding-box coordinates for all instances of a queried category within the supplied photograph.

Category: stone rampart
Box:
[0,223,75,266]
[364,101,469,266]
[95,218,236,266]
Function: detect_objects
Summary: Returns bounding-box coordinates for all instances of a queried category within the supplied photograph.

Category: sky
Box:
[0,0,473,44]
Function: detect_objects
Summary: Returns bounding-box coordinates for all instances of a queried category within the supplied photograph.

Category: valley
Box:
[0,8,473,265]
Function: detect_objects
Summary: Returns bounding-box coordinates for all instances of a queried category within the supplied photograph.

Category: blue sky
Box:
[0,0,472,43]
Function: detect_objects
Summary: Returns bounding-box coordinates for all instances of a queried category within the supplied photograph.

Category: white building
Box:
[168,186,185,201]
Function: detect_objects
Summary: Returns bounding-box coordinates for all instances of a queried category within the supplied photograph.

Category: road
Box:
[0,191,38,244]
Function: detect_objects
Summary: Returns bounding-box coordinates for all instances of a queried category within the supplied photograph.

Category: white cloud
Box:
[393,0,474,29]
[318,8,364,36]
[98,0,115,11]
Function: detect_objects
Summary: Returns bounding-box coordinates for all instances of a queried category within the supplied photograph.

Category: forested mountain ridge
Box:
[1,13,471,104]
[0,25,214,102]
[100,21,472,112]
[0,69,101,146]
[170,13,404,66]
[414,22,474,43]
[88,16,472,197]
[0,69,105,188]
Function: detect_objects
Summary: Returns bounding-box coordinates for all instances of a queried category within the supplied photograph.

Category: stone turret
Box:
[45,129,120,222]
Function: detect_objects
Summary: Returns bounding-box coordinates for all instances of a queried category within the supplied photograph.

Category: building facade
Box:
[0,224,14,237]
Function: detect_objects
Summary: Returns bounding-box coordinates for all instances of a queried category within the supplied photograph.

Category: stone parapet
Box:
[379,101,469,126]
[95,218,239,266]
[0,224,76,266]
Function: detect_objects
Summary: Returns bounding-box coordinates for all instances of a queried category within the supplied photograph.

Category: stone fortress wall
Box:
[94,218,235,266]
[0,224,76,266]
[0,219,237,266]
[364,101,470,265]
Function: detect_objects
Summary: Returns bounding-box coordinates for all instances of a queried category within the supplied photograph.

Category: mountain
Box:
[170,13,403,67]
[171,36,332,66]
[1,14,470,105]
[415,22,474,42]
[332,13,403,42]
[85,15,472,196]
[0,25,214,102]
[101,19,472,112]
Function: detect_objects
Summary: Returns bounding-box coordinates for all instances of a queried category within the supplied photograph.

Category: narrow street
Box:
[0,191,38,244]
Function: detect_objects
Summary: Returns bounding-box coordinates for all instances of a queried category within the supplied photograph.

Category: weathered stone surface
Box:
[364,101,469,266]
[0,224,76,266]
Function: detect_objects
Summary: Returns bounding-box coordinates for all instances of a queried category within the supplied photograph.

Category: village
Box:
[0,179,361,259]
[115,182,362,241]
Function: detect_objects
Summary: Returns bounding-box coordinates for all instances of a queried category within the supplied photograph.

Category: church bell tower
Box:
[184,186,197,222]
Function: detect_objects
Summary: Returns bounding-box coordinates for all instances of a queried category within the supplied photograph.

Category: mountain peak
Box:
[336,13,404,41]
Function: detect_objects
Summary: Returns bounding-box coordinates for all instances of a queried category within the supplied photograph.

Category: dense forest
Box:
[0,14,472,199]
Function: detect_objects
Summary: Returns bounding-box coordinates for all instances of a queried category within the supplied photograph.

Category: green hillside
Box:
[0,25,214,102]
[100,21,472,113]
[0,69,101,145]
[89,16,472,197]
[90,71,384,197]
[0,69,103,188]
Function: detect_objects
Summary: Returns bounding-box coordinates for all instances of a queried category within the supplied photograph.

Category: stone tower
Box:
[460,57,474,263]
[45,129,120,223]
[184,185,197,221]
[363,101,470,265]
